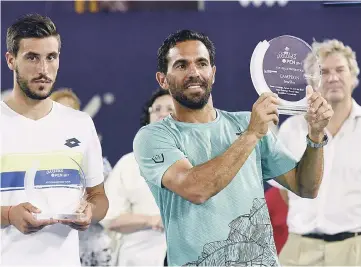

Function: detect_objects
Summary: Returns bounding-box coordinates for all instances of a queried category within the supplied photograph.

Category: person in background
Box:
[50,87,81,110]
[50,87,114,266]
[278,39,361,266]
[100,88,174,266]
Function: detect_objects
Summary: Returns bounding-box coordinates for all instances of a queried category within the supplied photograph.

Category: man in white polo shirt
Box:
[278,39,361,266]
[0,14,109,266]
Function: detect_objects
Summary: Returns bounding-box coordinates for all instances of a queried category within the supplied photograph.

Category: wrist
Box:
[243,130,262,141]
[308,131,325,143]
[1,206,13,225]
[306,133,328,149]
[8,206,13,225]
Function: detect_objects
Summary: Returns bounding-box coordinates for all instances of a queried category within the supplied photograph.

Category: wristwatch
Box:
[306,134,328,148]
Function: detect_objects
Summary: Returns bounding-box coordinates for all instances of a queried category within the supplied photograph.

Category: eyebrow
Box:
[172,59,187,67]
[172,57,209,67]
[23,51,58,57]
[322,65,346,71]
[23,51,40,57]
[196,57,209,63]
[48,51,59,57]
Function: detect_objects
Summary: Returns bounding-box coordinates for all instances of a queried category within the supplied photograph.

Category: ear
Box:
[156,72,169,90]
[212,65,216,84]
[5,52,16,71]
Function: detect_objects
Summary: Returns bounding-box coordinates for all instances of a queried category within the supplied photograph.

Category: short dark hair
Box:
[6,13,61,57]
[140,88,170,126]
[157,29,216,74]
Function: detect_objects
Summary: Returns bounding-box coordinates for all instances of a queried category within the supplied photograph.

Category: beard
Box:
[168,76,212,110]
[15,68,54,100]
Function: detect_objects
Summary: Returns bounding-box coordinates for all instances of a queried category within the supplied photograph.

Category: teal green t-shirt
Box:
[133,109,297,266]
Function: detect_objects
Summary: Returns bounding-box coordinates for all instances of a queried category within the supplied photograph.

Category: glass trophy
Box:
[24,154,86,220]
[250,35,322,115]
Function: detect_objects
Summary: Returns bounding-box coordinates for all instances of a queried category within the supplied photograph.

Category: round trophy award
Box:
[250,35,321,115]
[24,154,86,220]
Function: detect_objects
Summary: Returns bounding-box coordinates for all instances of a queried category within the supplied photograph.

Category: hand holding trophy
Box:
[250,35,322,115]
[58,198,93,231]
[7,202,57,234]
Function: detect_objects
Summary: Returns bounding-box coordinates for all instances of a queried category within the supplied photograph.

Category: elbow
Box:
[175,174,212,205]
[299,187,319,199]
[306,190,319,199]
[188,194,210,205]
[182,186,211,204]
[98,195,109,221]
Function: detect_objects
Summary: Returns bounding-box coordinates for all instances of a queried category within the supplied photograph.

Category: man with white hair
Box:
[278,39,361,266]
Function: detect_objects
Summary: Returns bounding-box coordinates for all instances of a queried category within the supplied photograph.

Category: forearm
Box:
[1,206,11,227]
[87,193,109,223]
[296,133,324,198]
[183,131,259,202]
[109,214,151,234]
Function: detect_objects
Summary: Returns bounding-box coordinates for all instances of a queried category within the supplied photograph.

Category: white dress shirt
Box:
[277,99,361,235]
[100,152,166,266]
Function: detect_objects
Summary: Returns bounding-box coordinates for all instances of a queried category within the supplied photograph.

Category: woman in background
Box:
[100,88,174,266]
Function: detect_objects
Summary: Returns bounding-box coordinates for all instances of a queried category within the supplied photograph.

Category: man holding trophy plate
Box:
[0,14,109,266]
[133,30,333,266]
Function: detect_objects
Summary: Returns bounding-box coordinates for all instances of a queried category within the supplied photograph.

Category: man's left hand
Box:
[305,85,334,140]
[59,202,93,231]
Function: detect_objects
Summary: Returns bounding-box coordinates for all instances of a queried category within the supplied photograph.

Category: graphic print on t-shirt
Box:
[183,198,277,267]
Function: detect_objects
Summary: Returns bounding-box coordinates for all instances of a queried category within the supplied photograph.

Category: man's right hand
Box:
[247,92,280,139]
[9,202,57,234]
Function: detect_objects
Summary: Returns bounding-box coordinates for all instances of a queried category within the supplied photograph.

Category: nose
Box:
[327,71,339,83]
[187,63,200,78]
[37,59,49,75]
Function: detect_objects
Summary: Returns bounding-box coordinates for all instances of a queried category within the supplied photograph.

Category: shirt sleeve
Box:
[260,127,298,181]
[82,115,104,187]
[133,125,186,188]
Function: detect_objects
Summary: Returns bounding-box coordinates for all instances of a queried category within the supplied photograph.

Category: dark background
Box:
[1,1,360,165]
